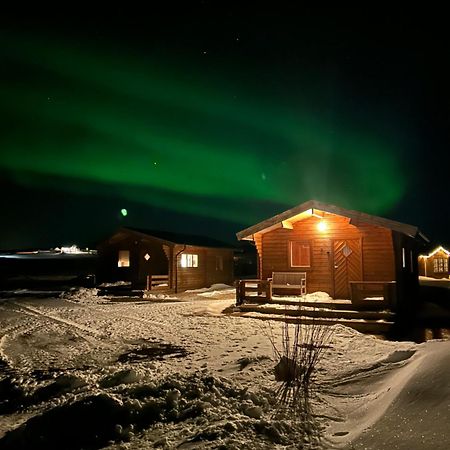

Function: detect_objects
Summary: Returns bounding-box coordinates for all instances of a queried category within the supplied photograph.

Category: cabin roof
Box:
[419,245,450,259]
[122,227,235,249]
[236,199,429,242]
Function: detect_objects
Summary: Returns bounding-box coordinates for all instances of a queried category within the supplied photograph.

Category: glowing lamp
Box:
[317,220,327,232]
[121,208,128,217]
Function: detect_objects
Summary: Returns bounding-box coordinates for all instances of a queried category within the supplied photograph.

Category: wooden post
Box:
[266,279,272,301]
[146,275,152,291]
[236,280,243,306]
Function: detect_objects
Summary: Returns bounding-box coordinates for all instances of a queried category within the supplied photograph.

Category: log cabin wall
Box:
[420,250,450,279]
[205,248,234,287]
[97,234,170,287]
[172,245,234,291]
[137,238,170,285]
[253,234,263,280]
[258,212,396,297]
[99,230,234,291]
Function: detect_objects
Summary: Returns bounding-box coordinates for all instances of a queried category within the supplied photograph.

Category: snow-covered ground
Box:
[419,275,450,289]
[0,286,449,449]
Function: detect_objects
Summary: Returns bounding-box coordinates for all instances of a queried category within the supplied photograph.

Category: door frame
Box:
[332,238,363,299]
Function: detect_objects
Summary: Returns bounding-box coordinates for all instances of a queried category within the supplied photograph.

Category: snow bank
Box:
[341,340,450,449]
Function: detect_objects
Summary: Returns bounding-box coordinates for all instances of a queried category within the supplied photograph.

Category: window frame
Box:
[434,258,448,273]
[118,250,130,268]
[181,253,199,268]
[289,241,311,268]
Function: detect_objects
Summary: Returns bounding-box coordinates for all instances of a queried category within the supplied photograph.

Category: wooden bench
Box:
[270,272,307,296]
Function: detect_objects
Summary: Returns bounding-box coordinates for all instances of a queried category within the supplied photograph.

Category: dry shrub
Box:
[265,306,334,445]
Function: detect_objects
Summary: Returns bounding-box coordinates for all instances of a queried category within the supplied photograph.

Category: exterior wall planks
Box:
[258,212,396,297]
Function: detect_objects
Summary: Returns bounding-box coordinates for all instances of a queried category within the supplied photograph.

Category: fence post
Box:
[236,280,242,306]
[146,275,152,291]
[266,279,272,301]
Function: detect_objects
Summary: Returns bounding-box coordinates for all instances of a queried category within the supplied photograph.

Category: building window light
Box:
[434,258,448,273]
[181,253,198,268]
[118,250,130,267]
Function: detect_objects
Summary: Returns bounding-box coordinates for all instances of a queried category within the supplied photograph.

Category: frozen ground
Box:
[0,286,449,449]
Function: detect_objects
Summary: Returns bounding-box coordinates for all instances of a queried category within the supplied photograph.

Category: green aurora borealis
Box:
[0,32,410,238]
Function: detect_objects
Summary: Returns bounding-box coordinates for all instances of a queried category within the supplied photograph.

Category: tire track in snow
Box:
[0,321,49,372]
[1,301,125,371]
[5,301,108,341]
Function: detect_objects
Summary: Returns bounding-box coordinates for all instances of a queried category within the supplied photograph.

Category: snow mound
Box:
[142,292,178,301]
[60,288,106,304]
[98,281,131,287]
[303,291,333,302]
[99,369,142,388]
[188,300,234,316]
[0,372,317,449]
[185,283,233,294]
[344,341,450,449]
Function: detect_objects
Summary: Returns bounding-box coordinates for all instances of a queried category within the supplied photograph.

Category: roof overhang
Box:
[236,199,429,242]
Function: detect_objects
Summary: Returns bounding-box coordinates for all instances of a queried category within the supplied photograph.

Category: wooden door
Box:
[333,239,362,299]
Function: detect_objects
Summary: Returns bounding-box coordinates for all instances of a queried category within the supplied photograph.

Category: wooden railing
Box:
[236,279,272,305]
[146,274,170,290]
[349,281,396,309]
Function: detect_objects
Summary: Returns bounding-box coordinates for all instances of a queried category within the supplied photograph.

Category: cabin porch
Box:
[235,278,396,334]
[235,278,395,309]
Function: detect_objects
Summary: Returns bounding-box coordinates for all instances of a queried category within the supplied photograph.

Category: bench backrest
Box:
[272,271,306,286]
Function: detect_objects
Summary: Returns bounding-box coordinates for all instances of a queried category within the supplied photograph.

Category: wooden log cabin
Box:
[418,246,450,279]
[97,228,234,291]
[236,200,429,311]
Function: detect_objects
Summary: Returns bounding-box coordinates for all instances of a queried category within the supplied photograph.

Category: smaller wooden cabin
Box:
[418,246,450,279]
[236,200,429,311]
[97,228,234,291]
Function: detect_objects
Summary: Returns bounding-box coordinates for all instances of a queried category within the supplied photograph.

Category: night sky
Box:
[1,6,449,249]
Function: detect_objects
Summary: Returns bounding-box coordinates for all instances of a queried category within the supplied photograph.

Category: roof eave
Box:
[236,200,425,241]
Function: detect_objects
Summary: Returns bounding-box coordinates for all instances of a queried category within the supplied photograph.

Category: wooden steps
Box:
[239,304,394,321]
[274,297,387,310]
[235,300,395,334]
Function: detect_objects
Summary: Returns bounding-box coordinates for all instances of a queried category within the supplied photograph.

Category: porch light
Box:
[317,220,327,232]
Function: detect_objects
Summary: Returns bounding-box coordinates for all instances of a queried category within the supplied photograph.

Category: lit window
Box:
[181,253,198,268]
[290,242,311,267]
[402,248,406,269]
[118,250,130,267]
[216,256,224,271]
[434,258,448,273]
